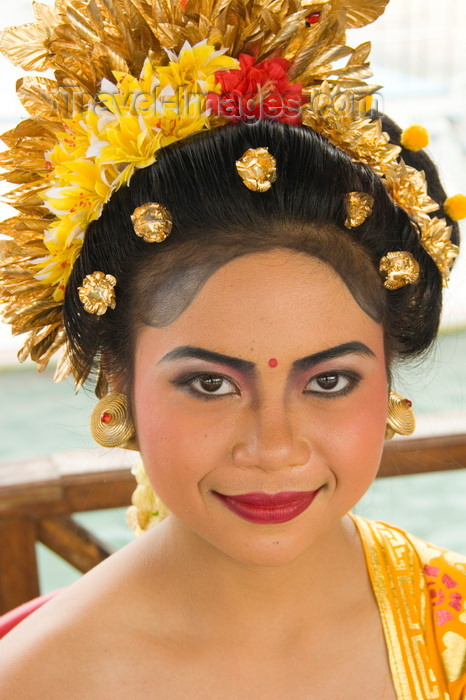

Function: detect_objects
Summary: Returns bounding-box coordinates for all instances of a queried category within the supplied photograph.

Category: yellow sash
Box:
[351,515,466,700]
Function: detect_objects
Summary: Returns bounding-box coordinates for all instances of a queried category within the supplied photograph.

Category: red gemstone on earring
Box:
[306,12,321,25]
[404,399,412,408]
[101,412,111,423]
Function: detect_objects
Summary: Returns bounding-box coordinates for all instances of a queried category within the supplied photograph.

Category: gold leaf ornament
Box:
[0,14,54,71]
[131,203,173,243]
[335,0,389,28]
[419,216,459,286]
[383,160,438,218]
[379,251,420,290]
[236,147,277,192]
[344,191,374,228]
[302,83,401,171]
[78,271,117,315]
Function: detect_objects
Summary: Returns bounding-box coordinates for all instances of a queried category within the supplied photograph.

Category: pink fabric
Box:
[0,591,58,639]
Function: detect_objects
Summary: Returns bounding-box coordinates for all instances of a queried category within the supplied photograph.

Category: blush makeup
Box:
[213,490,319,524]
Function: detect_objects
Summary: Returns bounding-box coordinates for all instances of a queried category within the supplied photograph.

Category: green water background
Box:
[1,329,465,592]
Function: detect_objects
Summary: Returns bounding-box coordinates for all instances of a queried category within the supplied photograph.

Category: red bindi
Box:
[268,358,278,368]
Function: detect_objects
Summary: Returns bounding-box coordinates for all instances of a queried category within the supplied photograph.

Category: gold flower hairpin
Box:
[78,272,117,316]
[131,203,173,243]
[236,147,277,192]
[379,251,420,290]
[344,192,374,228]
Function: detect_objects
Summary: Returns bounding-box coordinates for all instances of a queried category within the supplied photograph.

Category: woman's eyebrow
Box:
[291,342,376,373]
[158,346,256,375]
[158,342,374,375]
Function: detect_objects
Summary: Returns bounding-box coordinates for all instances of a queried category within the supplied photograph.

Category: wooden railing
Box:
[0,448,136,614]
[1,435,466,614]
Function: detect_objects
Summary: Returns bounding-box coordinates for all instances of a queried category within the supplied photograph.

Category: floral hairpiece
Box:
[0,0,460,384]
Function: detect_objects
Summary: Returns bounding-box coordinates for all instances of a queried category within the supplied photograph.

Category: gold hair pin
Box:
[236,147,277,192]
[131,203,173,243]
[78,272,117,315]
[379,251,420,290]
[344,192,374,228]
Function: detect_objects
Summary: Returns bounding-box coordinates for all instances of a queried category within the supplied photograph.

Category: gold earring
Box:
[90,393,136,449]
[385,390,416,440]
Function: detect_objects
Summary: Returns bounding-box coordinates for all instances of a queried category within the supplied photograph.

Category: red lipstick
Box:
[213,490,319,524]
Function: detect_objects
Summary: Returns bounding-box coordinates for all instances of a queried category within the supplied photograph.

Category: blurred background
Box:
[0,0,465,593]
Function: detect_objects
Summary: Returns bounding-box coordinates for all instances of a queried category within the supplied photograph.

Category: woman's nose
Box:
[231,401,311,472]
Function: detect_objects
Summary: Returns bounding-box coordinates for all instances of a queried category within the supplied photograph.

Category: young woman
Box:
[0,1,464,698]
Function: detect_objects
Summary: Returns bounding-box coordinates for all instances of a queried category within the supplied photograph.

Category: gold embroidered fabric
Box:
[351,514,466,699]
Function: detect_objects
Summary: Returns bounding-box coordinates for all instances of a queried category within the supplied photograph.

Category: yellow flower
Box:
[39,157,120,292]
[48,108,112,165]
[158,41,238,94]
[35,236,84,299]
[99,115,160,172]
[444,194,466,221]
[44,159,116,226]
[100,59,159,118]
[400,125,429,151]
[35,43,239,298]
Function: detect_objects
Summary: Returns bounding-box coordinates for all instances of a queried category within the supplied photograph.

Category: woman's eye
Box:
[304,372,358,396]
[182,374,239,398]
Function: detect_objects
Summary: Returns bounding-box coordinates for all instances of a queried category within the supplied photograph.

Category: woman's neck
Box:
[143,514,370,649]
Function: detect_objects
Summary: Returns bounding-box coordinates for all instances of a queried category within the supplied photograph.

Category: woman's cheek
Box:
[135,397,226,490]
[332,381,388,486]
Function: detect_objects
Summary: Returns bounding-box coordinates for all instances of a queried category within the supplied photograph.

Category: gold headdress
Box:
[0,0,460,384]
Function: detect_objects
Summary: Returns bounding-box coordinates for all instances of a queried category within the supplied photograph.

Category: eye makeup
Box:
[172,372,240,400]
[303,370,362,399]
[161,342,375,402]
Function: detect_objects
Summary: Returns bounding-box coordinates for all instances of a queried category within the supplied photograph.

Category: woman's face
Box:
[133,250,388,566]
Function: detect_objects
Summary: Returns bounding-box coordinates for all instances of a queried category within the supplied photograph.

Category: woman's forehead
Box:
[137,250,385,363]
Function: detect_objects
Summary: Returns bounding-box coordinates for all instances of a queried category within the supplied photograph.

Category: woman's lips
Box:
[213,490,319,524]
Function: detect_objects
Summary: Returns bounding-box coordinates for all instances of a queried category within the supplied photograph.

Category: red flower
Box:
[207,54,306,125]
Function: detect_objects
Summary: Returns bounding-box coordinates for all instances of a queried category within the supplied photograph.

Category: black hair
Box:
[63,118,459,393]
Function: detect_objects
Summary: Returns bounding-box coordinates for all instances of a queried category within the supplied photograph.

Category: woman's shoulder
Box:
[0,589,101,697]
[0,534,171,699]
